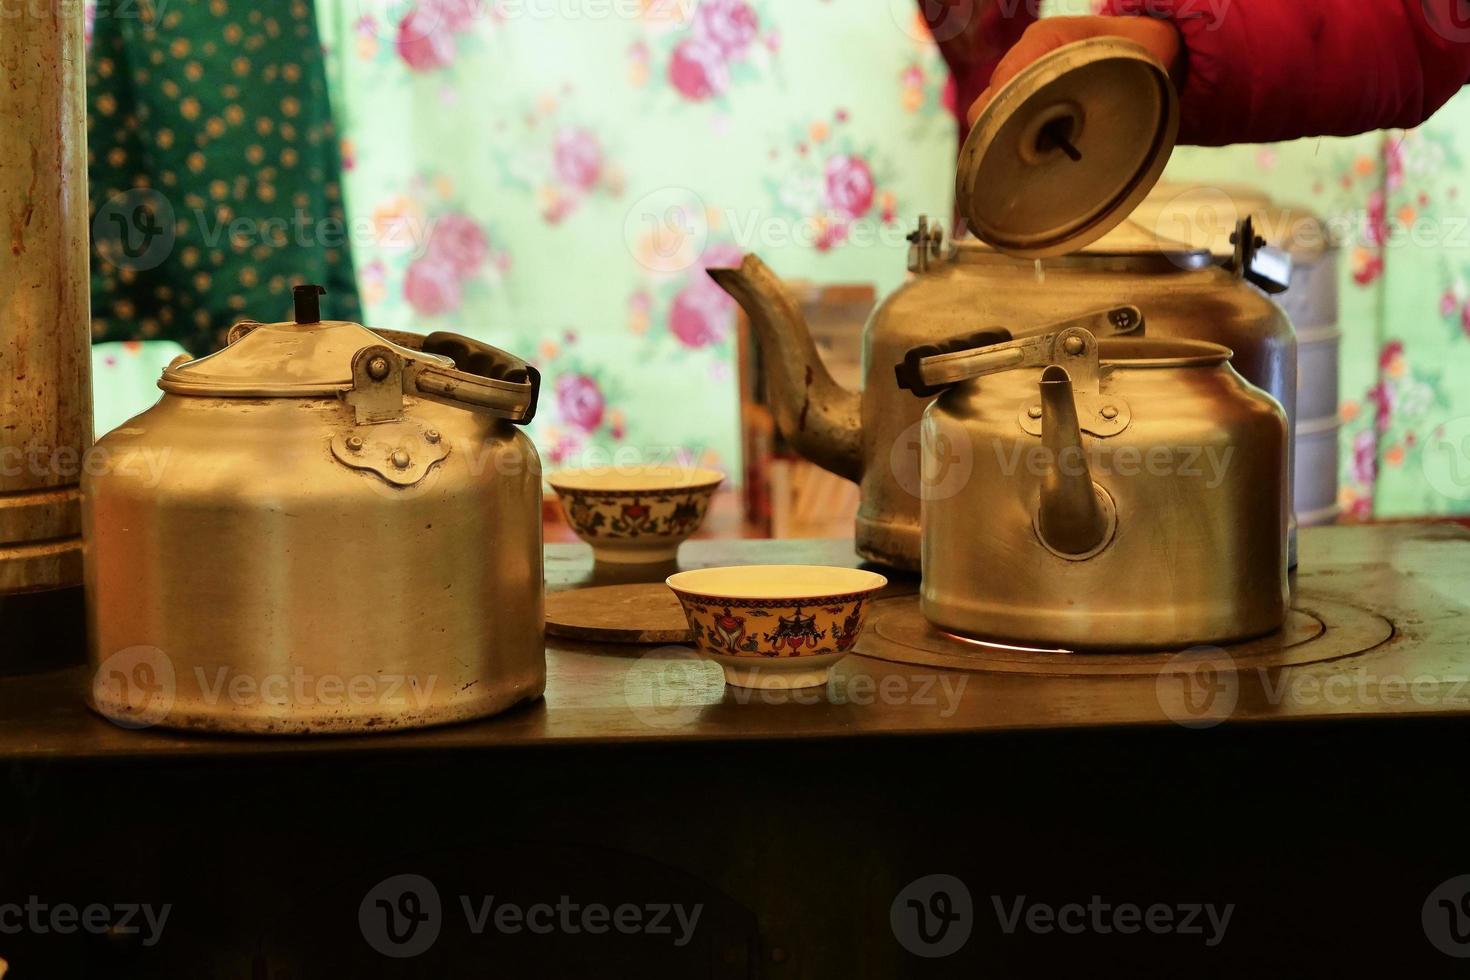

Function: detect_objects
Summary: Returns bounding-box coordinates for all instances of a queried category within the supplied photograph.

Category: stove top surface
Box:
[855,592,1393,677]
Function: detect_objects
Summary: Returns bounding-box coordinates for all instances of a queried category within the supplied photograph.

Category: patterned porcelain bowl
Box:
[665,565,889,689]
[548,465,724,564]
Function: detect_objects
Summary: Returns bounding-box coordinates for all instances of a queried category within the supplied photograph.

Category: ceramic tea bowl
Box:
[548,465,724,564]
[665,565,889,689]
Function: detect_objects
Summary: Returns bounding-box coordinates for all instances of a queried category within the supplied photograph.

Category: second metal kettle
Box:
[897,308,1290,650]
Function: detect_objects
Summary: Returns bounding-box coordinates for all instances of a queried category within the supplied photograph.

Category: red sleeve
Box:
[1104,0,1470,144]
[926,0,1034,145]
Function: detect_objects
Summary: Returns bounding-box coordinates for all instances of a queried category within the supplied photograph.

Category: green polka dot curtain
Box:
[87,0,359,354]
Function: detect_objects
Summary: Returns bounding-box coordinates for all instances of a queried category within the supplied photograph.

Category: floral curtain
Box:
[312,0,955,477]
[1168,91,1470,519]
[87,2,1470,519]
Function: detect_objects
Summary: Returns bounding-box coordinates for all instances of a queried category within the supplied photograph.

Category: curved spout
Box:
[1037,366,1110,557]
[707,255,863,483]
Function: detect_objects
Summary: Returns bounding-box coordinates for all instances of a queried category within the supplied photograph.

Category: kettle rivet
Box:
[425,430,441,444]
[1027,405,1043,419]
[391,450,411,469]
[367,356,391,381]
[1101,405,1119,420]
[345,435,364,452]
[1062,337,1085,356]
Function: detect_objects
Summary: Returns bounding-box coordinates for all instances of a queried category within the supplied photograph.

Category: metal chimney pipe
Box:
[0,0,93,665]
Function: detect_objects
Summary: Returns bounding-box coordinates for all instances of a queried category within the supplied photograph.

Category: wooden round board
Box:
[545,583,693,644]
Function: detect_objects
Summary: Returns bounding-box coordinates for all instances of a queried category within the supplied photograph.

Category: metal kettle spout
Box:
[707,255,863,482]
[1036,366,1112,557]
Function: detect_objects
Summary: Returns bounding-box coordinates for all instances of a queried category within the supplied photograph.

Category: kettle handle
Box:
[373,330,540,425]
[894,305,1141,397]
[413,332,540,425]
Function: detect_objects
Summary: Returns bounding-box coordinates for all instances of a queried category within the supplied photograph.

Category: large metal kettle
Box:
[83,286,545,734]
[896,308,1290,650]
[708,39,1297,572]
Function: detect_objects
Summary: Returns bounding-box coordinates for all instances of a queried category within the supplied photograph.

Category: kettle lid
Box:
[956,37,1178,259]
[159,285,453,397]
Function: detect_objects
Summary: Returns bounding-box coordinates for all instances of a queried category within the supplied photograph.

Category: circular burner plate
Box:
[854,592,1393,676]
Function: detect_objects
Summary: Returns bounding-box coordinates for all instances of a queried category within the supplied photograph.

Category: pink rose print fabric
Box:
[400,206,506,317]
[669,284,735,349]
[556,372,606,433]
[553,127,604,191]
[632,0,776,105]
[824,154,875,220]
[394,0,484,72]
[489,97,621,226]
[695,0,760,58]
[668,39,731,102]
[402,258,463,316]
[629,243,741,353]
[760,111,899,253]
[425,213,489,277]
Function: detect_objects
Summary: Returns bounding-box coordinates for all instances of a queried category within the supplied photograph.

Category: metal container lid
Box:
[160,286,451,398]
[956,37,1179,259]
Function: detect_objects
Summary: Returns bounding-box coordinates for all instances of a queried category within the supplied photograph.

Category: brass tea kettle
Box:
[83,286,546,734]
[709,38,1296,572]
[896,308,1290,650]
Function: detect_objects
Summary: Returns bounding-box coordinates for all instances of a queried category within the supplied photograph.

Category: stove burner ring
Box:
[854,592,1393,677]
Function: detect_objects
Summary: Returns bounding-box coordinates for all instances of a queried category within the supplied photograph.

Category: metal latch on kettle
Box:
[894,305,1142,438]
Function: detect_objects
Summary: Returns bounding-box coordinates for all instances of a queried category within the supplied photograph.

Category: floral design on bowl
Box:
[548,465,724,564]
[666,565,888,689]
